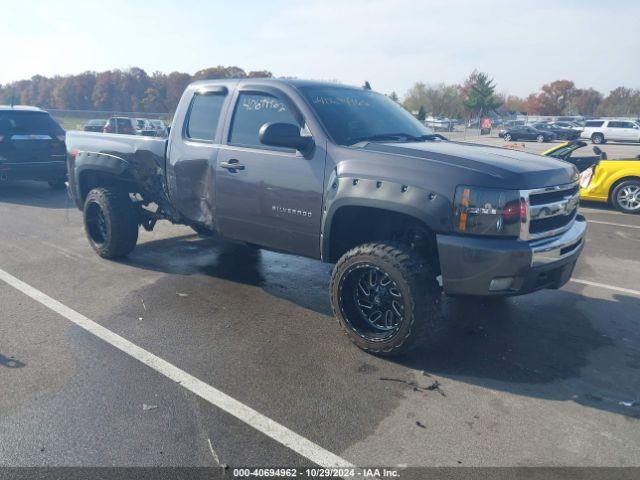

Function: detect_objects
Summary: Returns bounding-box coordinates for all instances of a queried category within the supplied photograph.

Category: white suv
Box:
[581,119,640,144]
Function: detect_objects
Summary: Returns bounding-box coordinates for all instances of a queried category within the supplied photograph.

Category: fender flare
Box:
[320,174,450,261]
[72,151,132,207]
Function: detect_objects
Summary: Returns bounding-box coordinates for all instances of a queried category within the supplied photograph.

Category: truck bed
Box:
[66,131,170,210]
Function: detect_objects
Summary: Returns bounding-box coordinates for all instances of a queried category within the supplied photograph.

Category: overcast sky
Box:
[1,0,638,97]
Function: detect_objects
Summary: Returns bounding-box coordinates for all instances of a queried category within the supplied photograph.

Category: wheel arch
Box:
[322,201,443,273]
[608,175,640,202]
[73,152,134,207]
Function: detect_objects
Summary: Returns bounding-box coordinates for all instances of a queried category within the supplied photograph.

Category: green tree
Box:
[417,105,427,121]
[462,71,502,116]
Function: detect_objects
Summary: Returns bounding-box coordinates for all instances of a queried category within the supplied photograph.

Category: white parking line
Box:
[571,278,640,297]
[587,219,640,230]
[580,207,623,215]
[0,267,353,470]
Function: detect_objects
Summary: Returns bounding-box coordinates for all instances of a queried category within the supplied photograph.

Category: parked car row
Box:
[499,118,640,144]
[83,117,168,137]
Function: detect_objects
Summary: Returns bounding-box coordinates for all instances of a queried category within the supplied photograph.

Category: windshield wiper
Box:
[349,133,445,146]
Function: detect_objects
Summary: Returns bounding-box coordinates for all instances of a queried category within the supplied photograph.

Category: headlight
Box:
[453,186,524,237]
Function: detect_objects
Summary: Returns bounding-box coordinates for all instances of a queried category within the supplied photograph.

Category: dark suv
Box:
[0,106,67,188]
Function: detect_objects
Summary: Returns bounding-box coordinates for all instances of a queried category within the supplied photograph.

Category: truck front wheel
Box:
[330,242,440,356]
[83,187,139,258]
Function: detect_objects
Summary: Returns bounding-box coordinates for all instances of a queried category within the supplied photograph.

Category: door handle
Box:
[220,159,245,171]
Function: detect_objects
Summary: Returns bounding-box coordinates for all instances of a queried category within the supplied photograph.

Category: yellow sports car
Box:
[543,141,640,214]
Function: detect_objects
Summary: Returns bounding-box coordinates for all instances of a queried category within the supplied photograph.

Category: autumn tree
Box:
[403,82,463,117]
[247,70,273,78]
[165,71,192,112]
[567,88,602,116]
[528,80,575,115]
[502,94,528,113]
[597,87,640,116]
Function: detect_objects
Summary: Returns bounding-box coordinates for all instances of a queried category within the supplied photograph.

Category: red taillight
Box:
[502,200,521,221]
[520,198,527,220]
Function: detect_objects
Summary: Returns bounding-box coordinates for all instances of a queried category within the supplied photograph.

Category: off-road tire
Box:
[611,179,640,214]
[330,242,441,356]
[591,133,605,144]
[83,187,139,258]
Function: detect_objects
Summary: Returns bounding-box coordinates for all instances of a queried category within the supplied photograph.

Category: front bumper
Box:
[0,159,67,181]
[436,216,587,296]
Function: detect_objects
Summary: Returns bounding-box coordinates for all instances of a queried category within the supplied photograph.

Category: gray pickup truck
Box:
[66,79,586,356]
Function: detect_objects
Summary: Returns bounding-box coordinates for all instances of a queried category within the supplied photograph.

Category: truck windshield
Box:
[299,86,433,146]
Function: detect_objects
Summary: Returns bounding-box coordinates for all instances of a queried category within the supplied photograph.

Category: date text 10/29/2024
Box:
[232,468,401,478]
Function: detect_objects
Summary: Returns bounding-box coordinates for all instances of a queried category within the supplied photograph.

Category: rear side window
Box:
[0,111,63,134]
[585,121,604,127]
[116,118,132,129]
[228,92,300,148]
[186,93,226,141]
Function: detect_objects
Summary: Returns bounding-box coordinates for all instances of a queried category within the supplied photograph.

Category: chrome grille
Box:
[520,182,580,240]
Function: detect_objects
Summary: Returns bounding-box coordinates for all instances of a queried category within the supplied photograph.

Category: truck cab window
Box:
[228,92,301,149]
[186,93,226,141]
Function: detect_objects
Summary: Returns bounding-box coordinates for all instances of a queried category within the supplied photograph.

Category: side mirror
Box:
[259,122,313,153]
[592,146,601,155]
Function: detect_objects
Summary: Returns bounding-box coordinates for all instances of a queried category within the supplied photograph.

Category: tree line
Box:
[399,71,640,119]
[0,66,272,113]
[1,66,638,118]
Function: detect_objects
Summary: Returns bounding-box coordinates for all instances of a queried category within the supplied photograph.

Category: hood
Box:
[352,140,578,190]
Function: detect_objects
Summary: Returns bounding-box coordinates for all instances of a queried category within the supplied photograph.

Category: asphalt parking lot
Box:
[1,146,639,472]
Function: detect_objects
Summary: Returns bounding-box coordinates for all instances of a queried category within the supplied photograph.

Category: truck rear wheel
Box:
[83,187,139,258]
[330,242,440,356]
